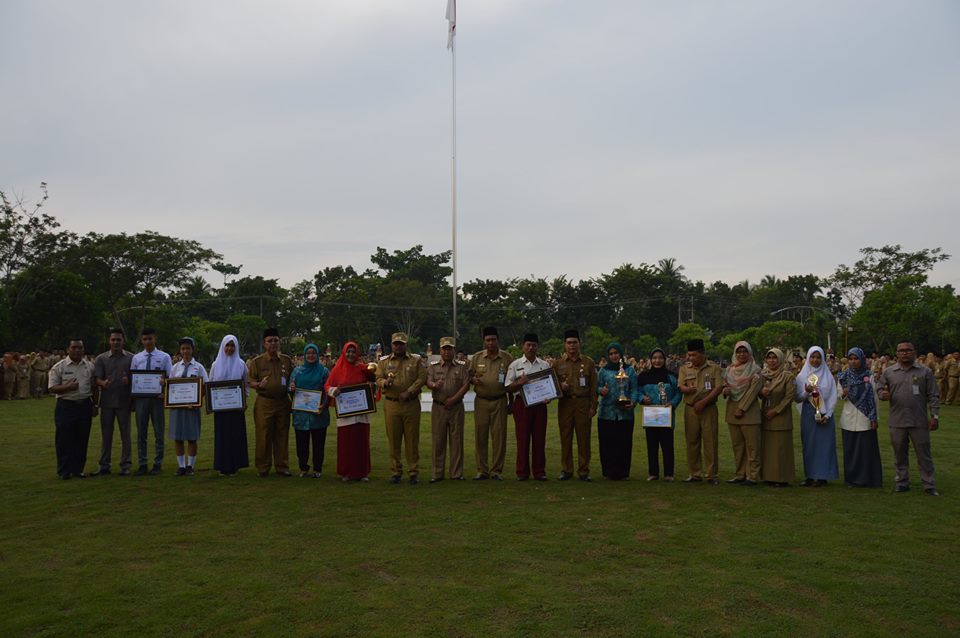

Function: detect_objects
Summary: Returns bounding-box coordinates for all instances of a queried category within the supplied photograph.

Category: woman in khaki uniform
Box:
[758,348,796,486]
[722,341,763,484]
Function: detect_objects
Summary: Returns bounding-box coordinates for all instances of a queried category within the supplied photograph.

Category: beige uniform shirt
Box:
[552,353,599,410]
[429,359,470,403]
[468,349,513,400]
[48,357,95,401]
[679,360,724,406]
[376,353,426,399]
[248,353,293,401]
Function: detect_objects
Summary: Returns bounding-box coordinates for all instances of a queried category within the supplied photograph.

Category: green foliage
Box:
[223,314,267,358]
[827,244,950,313]
[851,276,958,353]
[631,334,660,357]
[668,323,711,354]
[582,325,617,360]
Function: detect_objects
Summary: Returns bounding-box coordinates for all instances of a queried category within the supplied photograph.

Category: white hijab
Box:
[795,345,837,417]
[211,334,247,382]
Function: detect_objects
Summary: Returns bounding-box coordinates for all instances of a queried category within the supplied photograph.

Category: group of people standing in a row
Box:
[1,350,57,400]
[42,326,942,495]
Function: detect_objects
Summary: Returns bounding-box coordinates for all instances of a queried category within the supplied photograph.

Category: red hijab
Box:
[325,341,370,403]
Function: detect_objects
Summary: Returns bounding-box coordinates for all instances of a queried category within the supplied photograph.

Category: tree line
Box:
[2,184,957,361]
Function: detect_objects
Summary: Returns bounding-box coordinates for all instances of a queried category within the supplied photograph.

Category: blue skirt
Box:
[169,408,201,441]
[799,402,839,480]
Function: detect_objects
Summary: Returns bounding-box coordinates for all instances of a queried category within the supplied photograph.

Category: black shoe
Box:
[136,465,148,476]
[813,480,827,487]
[473,473,489,481]
[535,475,548,481]
[895,484,910,493]
[452,476,465,481]
[925,488,941,496]
[516,476,529,481]
[119,468,131,476]
[91,468,111,477]
[185,466,195,476]
[258,471,269,478]
[389,475,402,484]
[176,467,187,476]
[149,465,161,475]
[726,477,746,484]
[59,473,71,480]
[277,470,292,477]
[706,478,719,485]
[683,476,702,483]
[409,475,420,485]
[429,477,444,484]
[490,474,503,481]
[800,478,815,487]
[558,472,572,481]
[744,480,758,486]
[579,475,592,482]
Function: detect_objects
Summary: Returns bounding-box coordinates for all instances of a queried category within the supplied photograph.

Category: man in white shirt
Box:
[505,333,553,481]
[48,338,96,479]
[129,327,173,475]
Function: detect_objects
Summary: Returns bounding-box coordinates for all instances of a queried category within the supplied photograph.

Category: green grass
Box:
[1,397,958,637]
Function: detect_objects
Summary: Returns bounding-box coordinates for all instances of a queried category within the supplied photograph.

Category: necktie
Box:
[182,361,190,378]
[146,351,153,370]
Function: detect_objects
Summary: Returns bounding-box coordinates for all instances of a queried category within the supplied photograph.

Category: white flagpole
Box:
[447,0,458,341]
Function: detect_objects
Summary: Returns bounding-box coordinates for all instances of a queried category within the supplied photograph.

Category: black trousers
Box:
[55,398,93,477]
[294,428,327,472]
[645,426,675,478]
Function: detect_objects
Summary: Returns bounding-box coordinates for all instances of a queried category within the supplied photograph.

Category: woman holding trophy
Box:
[794,346,839,487]
[636,348,682,481]
[596,342,638,480]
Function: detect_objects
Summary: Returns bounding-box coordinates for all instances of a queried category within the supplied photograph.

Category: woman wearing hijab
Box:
[758,348,795,486]
[838,347,882,488]
[637,348,682,481]
[795,345,839,487]
[211,334,249,476]
[596,342,638,480]
[324,341,375,482]
[289,344,331,478]
[722,341,763,485]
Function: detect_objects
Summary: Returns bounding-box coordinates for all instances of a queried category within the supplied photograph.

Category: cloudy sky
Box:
[3,0,958,291]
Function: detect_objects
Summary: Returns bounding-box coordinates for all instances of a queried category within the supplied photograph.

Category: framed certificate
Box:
[164,377,202,408]
[293,389,325,413]
[641,405,672,428]
[334,383,376,417]
[130,369,164,397]
[205,380,246,413]
[520,369,562,407]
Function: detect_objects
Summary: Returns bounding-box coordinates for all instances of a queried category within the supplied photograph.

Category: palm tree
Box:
[657,258,686,280]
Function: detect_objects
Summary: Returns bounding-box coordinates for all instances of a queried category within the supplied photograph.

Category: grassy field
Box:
[1,396,957,637]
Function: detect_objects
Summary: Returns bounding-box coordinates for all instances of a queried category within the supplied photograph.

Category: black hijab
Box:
[637,348,671,385]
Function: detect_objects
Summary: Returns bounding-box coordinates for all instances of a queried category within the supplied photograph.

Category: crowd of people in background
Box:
[9,325,947,497]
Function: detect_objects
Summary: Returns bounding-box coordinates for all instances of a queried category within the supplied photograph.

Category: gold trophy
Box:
[615,361,631,407]
[807,373,824,423]
[657,381,668,406]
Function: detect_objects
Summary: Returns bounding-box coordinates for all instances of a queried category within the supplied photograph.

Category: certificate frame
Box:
[164,377,203,409]
[334,383,376,418]
[292,389,326,414]
[641,405,672,428]
[130,369,165,398]
[520,368,562,407]
[205,380,246,413]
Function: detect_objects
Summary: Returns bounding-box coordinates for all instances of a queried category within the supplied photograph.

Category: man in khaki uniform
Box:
[679,338,725,484]
[376,332,427,484]
[945,352,959,406]
[426,337,470,482]
[2,352,16,399]
[31,350,52,398]
[551,329,598,481]
[468,326,513,480]
[248,327,293,477]
[932,354,947,402]
[15,354,32,399]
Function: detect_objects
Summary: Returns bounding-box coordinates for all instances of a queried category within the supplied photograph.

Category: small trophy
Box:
[657,381,668,406]
[615,361,631,407]
[807,373,824,423]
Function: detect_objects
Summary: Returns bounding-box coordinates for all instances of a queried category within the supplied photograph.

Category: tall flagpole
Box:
[447,0,458,341]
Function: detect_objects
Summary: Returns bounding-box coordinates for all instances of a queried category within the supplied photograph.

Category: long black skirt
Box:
[841,428,883,488]
[598,418,634,479]
[214,411,250,474]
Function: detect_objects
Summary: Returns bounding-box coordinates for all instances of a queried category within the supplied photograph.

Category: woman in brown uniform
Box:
[722,341,763,485]
[758,347,795,487]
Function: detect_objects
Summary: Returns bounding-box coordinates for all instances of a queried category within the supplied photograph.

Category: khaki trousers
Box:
[729,423,762,481]
[684,403,719,479]
[254,398,291,474]
[474,396,508,477]
[946,377,958,405]
[431,401,464,479]
[385,399,420,477]
[557,396,592,477]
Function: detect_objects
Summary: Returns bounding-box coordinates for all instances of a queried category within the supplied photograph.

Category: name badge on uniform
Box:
[912,385,920,395]
[281,377,287,386]
[704,381,712,391]
[498,373,505,384]
[579,376,586,387]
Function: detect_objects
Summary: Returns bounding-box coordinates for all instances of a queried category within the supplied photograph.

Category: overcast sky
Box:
[3,0,958,291]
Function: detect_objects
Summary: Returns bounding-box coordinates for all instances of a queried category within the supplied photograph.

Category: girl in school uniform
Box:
[169,337,208,476]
